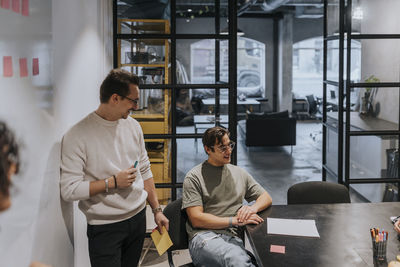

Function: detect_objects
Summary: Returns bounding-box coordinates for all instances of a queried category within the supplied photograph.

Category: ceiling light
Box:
[220,27,245,36]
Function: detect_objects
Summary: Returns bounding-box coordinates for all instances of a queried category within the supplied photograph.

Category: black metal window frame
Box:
[113,0,238,201]
[322,0,400,199]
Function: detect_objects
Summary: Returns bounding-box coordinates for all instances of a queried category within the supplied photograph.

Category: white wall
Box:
[0,1,58,266]
[0,0,112,266]
[360,0,400,124]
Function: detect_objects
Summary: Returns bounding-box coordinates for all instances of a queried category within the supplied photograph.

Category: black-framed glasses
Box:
[119,94,139,105]
[213,141,236,153]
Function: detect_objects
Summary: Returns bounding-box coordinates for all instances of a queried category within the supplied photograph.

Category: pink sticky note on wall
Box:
[19,58,28,77]
[1,0,10,9]
[32,58,39,75]
[12,0,19,13]
[21,0,28,16]
[270,245,285,254]
[3,56,13,77]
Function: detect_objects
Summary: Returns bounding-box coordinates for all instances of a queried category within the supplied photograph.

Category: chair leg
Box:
[139,238,153,266]
[291,145,293,155]
[167,251,175,267]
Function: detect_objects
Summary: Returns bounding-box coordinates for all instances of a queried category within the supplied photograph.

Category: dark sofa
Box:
[238,110,296,147]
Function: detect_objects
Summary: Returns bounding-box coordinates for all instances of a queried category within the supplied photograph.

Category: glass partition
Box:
[351,0,400,35]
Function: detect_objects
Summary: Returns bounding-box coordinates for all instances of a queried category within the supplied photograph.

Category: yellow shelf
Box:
[145,139,167,142]
[119,19,171,189]
[149,158,164,163]
[148,150,164,158]
[131,113,164,119]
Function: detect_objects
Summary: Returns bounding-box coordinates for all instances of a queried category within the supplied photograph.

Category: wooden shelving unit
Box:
[117,19,171,204]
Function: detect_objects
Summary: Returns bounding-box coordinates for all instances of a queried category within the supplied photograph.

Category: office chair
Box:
[287,181,351,204]
[163,198,194,267]
[305,94,322,119]
[163,199,258,267]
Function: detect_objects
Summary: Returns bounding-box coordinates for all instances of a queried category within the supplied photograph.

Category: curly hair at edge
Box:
[0,122,19,197]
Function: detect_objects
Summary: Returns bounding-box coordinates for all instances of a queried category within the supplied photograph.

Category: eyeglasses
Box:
[212,141,235,153]
[119,94,139,105]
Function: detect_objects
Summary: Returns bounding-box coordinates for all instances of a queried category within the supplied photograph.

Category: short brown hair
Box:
[202,126,230,154]
[99,69,140,103]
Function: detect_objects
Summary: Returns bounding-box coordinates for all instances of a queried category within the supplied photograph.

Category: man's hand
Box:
[154,211,169,234]
[233,213,264,227]
[115,165,137,188]
[394,220,400,234]
[236,205,257,223]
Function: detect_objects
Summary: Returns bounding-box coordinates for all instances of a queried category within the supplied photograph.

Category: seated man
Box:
[182,126,272,267]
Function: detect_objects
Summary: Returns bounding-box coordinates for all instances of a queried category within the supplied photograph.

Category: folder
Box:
[150,226,173,256]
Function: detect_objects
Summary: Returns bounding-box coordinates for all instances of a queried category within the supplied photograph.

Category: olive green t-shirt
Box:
[182,161,266,240]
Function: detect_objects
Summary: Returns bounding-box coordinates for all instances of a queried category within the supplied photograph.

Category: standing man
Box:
[60,69,169,267]
[182,126,272,267]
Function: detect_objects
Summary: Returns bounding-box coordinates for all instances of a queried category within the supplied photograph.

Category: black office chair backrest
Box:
[163,198,193,267]
[306,95,317,115]
[163,198,189,250]
[287,181,351,205]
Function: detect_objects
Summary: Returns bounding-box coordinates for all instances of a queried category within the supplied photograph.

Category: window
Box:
[190,37,265,98]
[293,37,361,99]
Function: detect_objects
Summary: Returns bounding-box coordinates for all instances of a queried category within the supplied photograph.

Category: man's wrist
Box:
[228,217,233,227]
[152,206,162,214]
[104,178,109,193]
[250,205,259,213]
[232,217,238,227]
[112,175,117,189]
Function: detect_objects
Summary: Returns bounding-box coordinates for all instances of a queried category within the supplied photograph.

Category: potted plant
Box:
[360,75,380,115]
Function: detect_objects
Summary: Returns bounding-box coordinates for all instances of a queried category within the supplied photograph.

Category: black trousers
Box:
[87,208,146,267]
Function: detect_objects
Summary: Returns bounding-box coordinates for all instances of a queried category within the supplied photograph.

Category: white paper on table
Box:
[267,218,320,238]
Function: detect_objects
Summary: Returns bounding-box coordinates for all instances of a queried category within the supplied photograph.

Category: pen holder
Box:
[370,229,387,261]
[372,239,387,260]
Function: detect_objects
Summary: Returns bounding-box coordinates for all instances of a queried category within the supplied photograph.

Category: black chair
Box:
[163,198,194,267]
[287,181,351,204]
[305,94,322,119]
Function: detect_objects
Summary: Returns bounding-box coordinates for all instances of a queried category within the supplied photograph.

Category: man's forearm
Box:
[143,178,161,210]
[189,212,232,229]
[251,192,272,212]
[89,177,115,197]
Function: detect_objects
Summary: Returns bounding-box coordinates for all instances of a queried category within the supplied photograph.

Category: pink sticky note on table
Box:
[12,0,19,13]
[32,57,39,75]
[21,0,28,16]
[3,56,13,77]
[270,245,285,254]
[1,0,10,9]
[19,58,28,77]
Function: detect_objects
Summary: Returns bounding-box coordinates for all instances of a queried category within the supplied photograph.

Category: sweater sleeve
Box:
[136,121,153,180]
[60,133,90,201]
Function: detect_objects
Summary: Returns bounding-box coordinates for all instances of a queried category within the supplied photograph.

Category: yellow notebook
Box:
[150,226,173,256]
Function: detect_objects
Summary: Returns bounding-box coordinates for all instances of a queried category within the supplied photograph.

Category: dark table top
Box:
[245,203,400,267]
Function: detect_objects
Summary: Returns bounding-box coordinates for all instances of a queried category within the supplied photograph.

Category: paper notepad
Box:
[267,218,320,238]
[151,226,173,256]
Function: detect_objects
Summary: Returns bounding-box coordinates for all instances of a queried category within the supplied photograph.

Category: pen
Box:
[134,161,138,168]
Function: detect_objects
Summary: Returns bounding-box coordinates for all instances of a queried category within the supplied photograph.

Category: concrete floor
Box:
[140,121,367,266]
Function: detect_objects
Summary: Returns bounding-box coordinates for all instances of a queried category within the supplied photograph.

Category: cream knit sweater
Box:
[60,112,153,225]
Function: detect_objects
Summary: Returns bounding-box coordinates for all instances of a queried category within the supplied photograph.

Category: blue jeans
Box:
[189,231,255,267]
